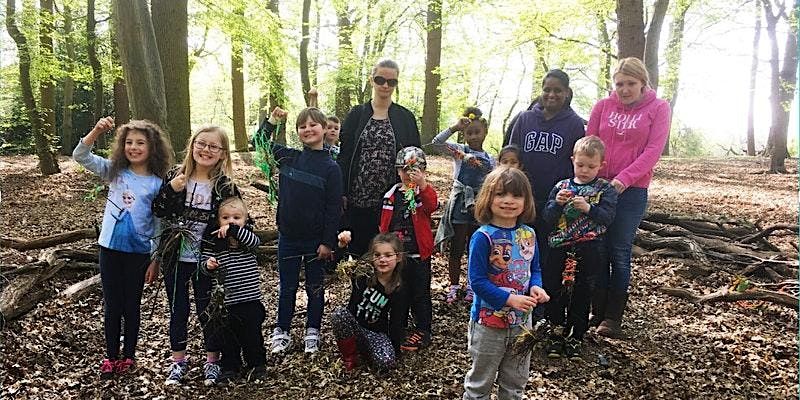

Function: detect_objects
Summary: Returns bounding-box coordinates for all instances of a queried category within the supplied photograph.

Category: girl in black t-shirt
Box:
[331,233,406,372]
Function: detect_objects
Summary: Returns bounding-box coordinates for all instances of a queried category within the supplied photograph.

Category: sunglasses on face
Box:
[372,76,398,87]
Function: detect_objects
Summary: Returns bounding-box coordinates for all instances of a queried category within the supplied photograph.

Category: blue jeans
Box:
[597,187,648,292]
[164,261,219,352]
[276,235,325,331]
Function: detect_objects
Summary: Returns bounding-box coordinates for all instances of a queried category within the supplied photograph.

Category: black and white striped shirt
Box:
[201,224,262,305]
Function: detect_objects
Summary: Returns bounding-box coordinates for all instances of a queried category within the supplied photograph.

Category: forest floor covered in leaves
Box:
[0,154,797,399]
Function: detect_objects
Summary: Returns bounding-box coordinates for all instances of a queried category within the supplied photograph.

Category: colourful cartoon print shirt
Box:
[72,140,161,254]
[542,177,618,248]
[468,224,542,329]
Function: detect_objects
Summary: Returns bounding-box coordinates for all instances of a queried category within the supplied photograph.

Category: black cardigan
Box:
[337,100,421,198]
[151,166,243,265]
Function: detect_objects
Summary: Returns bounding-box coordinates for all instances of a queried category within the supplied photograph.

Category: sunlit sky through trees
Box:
[0,0,796,155]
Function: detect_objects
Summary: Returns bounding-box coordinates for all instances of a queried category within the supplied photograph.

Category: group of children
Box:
[74,100,618,397]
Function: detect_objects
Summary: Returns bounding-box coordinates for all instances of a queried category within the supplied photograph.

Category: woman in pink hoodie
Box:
[586,57,671,338]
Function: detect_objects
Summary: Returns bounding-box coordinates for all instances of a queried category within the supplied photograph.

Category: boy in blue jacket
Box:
[254,106,343,355]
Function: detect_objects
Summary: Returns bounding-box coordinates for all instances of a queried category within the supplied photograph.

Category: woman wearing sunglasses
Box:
[338,58,421,257]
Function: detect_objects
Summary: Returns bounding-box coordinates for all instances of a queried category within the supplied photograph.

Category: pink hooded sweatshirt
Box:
[586,88,671,189]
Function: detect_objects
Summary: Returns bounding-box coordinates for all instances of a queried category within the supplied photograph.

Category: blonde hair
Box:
[179,126,233,191]
[474,167,535,225]
[573,136,606,160]
[218,197,248,220]
[614,57,650,88]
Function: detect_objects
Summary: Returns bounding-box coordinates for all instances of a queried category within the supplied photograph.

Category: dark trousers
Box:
[164,261,220,352]
[220,301,267,373]
[276,235,325,331]
[531,204,553,320]
[346,205,381,256]
[543,241,606,339]
[400,257,432,334]
[99,247,149,359]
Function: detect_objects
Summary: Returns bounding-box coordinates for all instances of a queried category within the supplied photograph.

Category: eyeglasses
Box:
[372,76,398,87]
[193,140,224,154]
[373,253,397,260]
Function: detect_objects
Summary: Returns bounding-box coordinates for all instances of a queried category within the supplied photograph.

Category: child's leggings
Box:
[99,247,149,359]
[330,307,396,370]
[400,257,432,334]
[164,261,220,352]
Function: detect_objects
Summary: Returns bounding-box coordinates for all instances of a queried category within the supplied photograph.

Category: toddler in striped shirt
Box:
[201,197,266,384]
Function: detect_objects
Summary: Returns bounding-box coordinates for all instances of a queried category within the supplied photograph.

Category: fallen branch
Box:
[59,274,101,300]
[738,224,799,244]
[659,286,798,309]
[0,228,96,250]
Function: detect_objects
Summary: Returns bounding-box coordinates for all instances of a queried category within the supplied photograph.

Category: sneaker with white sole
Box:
[203,361,221,386]
[164,359,189,385]
[270,327,292,354]
[304,328,320,354]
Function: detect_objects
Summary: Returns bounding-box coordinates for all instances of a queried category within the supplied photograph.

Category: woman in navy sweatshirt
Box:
[507,69,586,268]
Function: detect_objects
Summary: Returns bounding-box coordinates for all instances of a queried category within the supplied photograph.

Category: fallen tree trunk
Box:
[0,258,66,323]
[0,228,96,250]
[659,286,798,309]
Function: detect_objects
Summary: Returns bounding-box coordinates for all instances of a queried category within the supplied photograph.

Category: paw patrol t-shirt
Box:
[467,224,542,329]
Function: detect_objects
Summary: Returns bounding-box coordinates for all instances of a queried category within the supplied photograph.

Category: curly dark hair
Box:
[108,120,173,181]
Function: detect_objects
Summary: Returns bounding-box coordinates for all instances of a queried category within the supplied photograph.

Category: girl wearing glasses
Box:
[338,59,421,258]
[331,232,407,372]
[151,125,243,386]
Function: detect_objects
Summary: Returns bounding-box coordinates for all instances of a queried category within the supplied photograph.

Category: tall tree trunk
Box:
[5,0,60,175]
[644,0,669,90]
[40,0,57,155]
[110,26,130,127]
[421,0,442,145]
[747,0,762,156]
[152,0,189,148]
[616,0,646,59]
[87,0,104,134]
[60,5,76,155]
[334,4,354,119]
[267,0,286,144]
[761,0,794,172]
[771,15,797,171]
[312,0,320,87]
[596,11,613,100]
[660,0,692,156]
[299,0,312,102]
[231,6,247,152]
[112,0,169,143]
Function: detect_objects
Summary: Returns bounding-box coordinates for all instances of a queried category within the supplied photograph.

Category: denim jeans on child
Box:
[164,261,220,352]
[597,187,648,292]
[463,319,532,400]
[276,235,325,331]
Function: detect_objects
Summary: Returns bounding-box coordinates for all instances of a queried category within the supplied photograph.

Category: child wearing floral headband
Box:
[432,107,496,305]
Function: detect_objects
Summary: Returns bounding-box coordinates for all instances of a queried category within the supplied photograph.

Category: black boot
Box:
[589,288,608,327]
[596,290,628,338]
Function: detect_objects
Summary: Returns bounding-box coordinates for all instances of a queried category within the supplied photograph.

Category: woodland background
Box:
[0,0,798,399]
